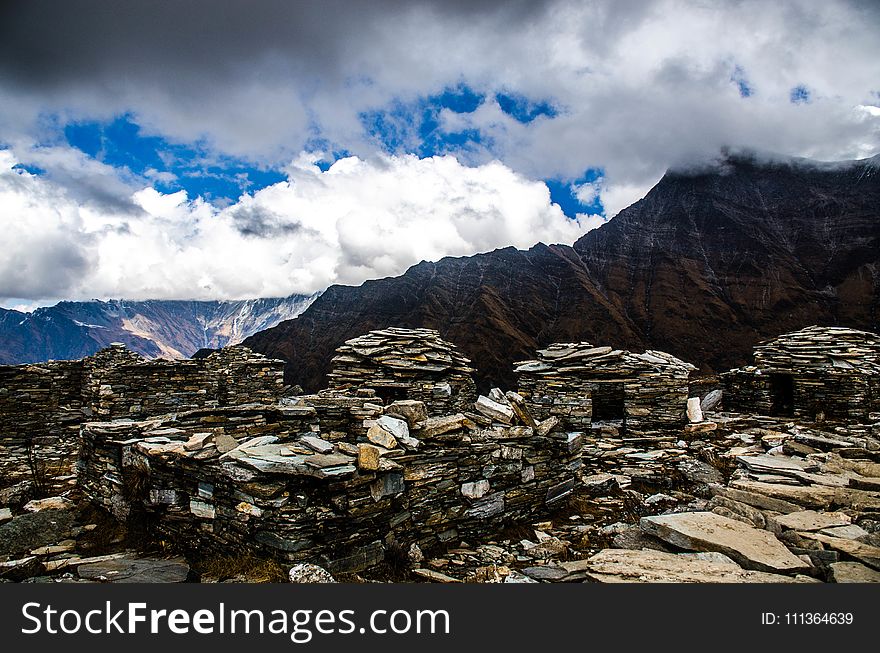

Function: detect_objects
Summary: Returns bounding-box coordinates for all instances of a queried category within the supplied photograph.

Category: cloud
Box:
[0,0,878,303]
[0,149,589,302]
[0,0,877,195]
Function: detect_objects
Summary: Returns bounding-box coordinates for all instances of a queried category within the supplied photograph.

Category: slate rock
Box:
[641,511,811,574]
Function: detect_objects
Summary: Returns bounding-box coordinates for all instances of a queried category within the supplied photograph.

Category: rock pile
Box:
[327,328,477,415]
[516,343,695,434]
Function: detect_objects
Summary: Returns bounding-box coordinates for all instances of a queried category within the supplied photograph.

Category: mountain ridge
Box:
[0,293,319,364]
[243,151,880,390]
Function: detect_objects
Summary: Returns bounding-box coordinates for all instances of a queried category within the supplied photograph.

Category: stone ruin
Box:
[327,328,477,415]
[77,399,582,574]
[4,326,880,584]
[0,344,285,498]
[0,330,704,575]
[515,342,696,435]
[722,326,880,421]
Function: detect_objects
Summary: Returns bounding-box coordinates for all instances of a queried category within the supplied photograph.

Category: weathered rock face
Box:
[243,152,880,391]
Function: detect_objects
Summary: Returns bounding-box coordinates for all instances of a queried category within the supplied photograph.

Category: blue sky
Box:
[44,84,602,216]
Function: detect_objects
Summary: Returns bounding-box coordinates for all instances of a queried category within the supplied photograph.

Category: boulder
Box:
[288,563,336,583]
[474,395,515,424]
[0,509,76,557]
[700,389,723,413]
[640,511,811,574]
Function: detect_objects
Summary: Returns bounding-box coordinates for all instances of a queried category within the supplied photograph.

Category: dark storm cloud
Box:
[0,0,548,86]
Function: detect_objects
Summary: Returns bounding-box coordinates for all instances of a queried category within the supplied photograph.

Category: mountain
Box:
[243,151,880,390]
[0,294,319,364]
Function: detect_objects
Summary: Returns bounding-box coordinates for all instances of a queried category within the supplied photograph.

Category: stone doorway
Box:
[769,373,794,416]
[591,382,626,421]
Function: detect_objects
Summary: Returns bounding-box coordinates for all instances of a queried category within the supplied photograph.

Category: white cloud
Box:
[2,0,878,203]
[0,149,588,302]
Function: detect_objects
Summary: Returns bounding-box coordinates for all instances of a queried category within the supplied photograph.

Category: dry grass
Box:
[122,461,151,502]
[197,554,288,583]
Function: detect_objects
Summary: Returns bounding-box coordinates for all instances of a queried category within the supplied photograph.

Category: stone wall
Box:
[77,401,583,574]
[722,368,878,420]
[83,344,285,419]
[289,391,384,441]
[0,361,84,496]
[0,344,286,504]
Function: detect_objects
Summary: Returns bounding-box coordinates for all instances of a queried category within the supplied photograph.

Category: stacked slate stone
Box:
[722,326,880,420]
[77,394,583,574]
[516,343,696,435]
[287,390,384,441]
[327,328,477,416]
[83,343,285,419]
[0,361,84,499]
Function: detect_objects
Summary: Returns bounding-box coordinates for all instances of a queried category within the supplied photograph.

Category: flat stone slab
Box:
[730,479,880,511]
[77,557,190,583]
[773,510,851,532]
[736,454,817,475]
[828,561,880,583]
[799,533,880,571]
[412,568,461,583]
[640,511,810,574]
[820,524,869,540]
[579,549,806,583]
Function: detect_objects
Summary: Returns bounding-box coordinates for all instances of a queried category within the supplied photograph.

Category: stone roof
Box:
[752,325,880,375]
[514,342,695,376]
[328,327,474,386]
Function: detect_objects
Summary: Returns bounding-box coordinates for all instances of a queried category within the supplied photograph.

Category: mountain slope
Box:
[0,294,319,364]
[244,152,880,390]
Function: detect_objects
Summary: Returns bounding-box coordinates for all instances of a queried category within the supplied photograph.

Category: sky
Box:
[0,0,878,309]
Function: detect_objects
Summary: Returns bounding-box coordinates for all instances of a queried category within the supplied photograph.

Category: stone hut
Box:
[721,326,880,420]
[82,343,286,419]
[516,342,695,434]
[326,328,477,415]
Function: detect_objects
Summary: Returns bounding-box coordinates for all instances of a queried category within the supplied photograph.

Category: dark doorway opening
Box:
[591,382,626,421]
[373,385,410,405]
[769,374,794,416]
